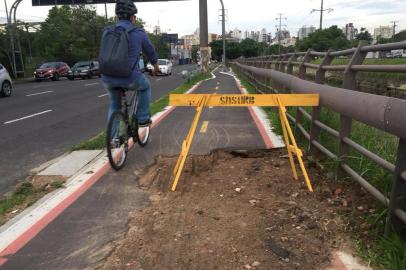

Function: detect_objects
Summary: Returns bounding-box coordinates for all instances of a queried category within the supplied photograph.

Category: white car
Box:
[158,59,173,76]
[0,64,12,97]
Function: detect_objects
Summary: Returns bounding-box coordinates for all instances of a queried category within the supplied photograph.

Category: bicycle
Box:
[106,88,151,171]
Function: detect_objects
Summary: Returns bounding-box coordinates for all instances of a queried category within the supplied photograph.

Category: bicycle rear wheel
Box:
[106,111,129,170]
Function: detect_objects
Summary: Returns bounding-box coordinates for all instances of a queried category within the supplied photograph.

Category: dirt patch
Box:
[101,149,369,270]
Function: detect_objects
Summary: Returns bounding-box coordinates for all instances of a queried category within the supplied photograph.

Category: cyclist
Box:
[101,0,159,127]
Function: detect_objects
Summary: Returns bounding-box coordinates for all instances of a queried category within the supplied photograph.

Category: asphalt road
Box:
[2,69,267,270]
[0,64,198,195]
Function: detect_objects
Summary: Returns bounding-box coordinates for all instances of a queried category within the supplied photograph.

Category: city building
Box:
[153,25,161,35]
[244,30,250,39]
[230,28,242,41]
[276,30,291,40]
[209,33,218,43]
[258,28,268,43]
[374,26,393,41]
[298,25,316,39]
[182,34,199,49]
[281,37,297,47]
[161,33,178,44]
[344,23,358,40]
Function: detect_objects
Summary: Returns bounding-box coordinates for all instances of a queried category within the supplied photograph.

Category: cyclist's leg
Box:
[106,85,122,140]
[133,74,151,124]
[107,87,122,120]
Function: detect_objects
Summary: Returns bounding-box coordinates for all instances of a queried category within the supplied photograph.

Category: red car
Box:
[34,62,70,82]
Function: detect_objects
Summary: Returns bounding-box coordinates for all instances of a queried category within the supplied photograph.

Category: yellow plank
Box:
[169,94,319,107]
[200,121,209,133]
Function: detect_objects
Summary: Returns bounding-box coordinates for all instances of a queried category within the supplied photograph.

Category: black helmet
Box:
[115,0,137,18]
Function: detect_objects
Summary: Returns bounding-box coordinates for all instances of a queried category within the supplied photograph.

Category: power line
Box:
[275,13,287,54]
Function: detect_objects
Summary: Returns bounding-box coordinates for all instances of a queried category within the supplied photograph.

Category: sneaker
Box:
[138,119,152,127]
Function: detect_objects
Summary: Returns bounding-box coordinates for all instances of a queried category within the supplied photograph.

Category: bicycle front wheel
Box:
[106,111,129,171]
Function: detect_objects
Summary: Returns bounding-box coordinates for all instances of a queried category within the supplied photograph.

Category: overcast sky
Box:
[1,0,405,36]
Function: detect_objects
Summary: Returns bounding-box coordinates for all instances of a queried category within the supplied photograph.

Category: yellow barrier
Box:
[169,94,319,192]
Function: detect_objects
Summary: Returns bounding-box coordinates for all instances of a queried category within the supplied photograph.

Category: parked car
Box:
[146,62,154,74]
[68,61,100,80]
[34,62,70,81]
[146,59,173,76]
[158,59,173,75]
[0,64,12,97]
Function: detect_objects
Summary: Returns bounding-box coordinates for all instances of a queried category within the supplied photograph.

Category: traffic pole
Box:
[199,0,209,73]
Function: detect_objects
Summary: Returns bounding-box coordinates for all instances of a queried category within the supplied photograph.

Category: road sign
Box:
[32,0,185,7]
[170,94,319,107]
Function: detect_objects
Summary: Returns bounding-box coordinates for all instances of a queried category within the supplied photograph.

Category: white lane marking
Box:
[156,78,162,81]
[26,90,53,97]
[84,82,99,87]
[98,93,108,98]
[4,110,53,125]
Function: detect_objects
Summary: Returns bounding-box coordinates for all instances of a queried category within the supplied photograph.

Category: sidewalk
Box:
[1,70,270,269]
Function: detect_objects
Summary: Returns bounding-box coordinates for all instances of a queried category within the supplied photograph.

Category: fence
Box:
[234,41,406,236]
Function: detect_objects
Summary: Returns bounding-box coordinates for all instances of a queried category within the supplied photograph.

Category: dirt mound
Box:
[101,149,352,270]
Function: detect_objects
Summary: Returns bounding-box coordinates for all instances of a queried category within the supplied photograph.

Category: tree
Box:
[356,27,373,44]
[32,6,106,65]
[296,26,351,51]
[148,34,170,59]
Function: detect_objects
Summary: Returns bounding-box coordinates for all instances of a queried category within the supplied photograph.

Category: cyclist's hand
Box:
[152,64,160,76]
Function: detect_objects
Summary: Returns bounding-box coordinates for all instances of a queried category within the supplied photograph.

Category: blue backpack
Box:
[99,25,136,77]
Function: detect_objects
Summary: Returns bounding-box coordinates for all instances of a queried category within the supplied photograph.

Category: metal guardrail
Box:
[234,41,406,236]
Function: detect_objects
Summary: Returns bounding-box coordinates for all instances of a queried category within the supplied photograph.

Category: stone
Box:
[280,237,289,242]
[334,187,343,195]
[244,264,252,269]
[249,199,258,206]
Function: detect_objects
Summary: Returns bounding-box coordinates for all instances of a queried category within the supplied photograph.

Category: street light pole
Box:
[199,0,209,73]
[219,0,226,67]
[319,0,323,30]
[311,0,333,30]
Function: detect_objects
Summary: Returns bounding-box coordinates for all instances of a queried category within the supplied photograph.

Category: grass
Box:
[0,180,66,225]
[71,70,214,151]
[231,64,405,270]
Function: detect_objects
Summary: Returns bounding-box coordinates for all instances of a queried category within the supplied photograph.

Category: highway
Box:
[0,64,198,195]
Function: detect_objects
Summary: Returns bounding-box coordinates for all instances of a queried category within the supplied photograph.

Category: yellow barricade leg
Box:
[278,108,298,180]
[171,96,208,191]
[277,96,314,192]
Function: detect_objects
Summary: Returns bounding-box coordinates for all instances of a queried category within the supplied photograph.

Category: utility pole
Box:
[219,0,226,67]
[4,0,9,23]
[390,20,399,39]
[199,0,209,73]
[311,0,333,30]
[275,14,286,54]
[104,2,108,21]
